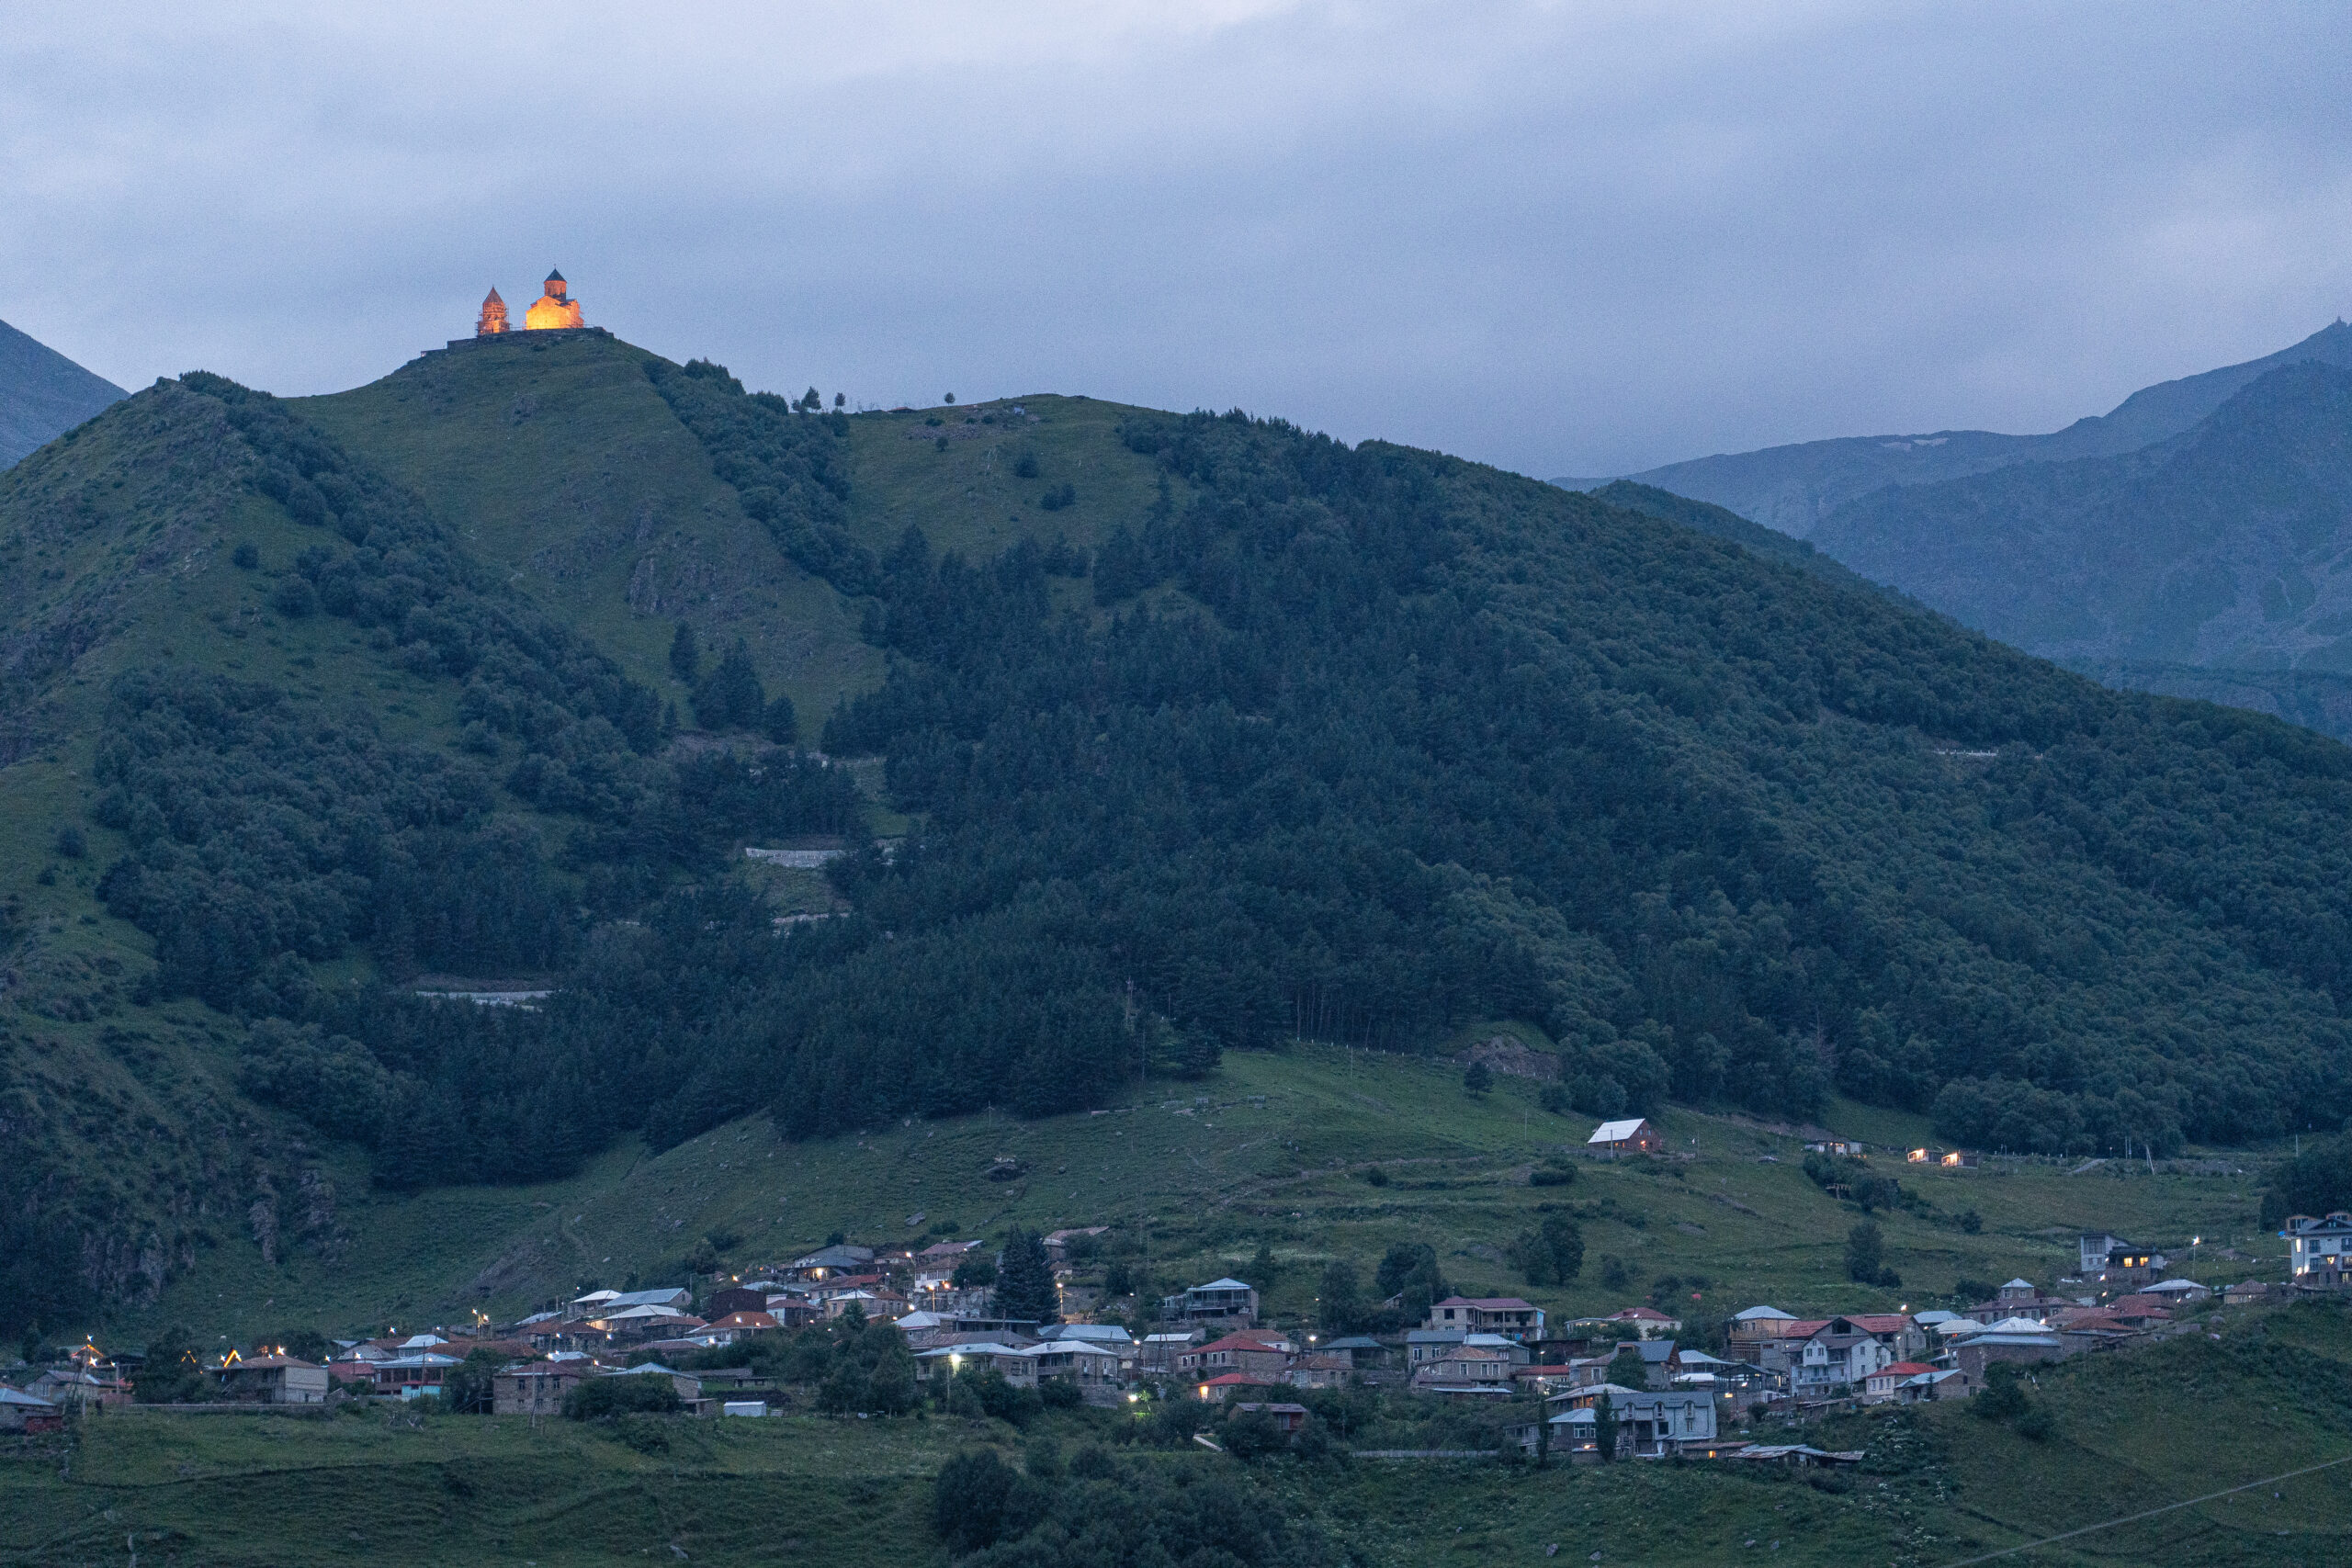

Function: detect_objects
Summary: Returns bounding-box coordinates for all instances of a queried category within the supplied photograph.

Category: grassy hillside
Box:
[838,396,1177,565]
[9,1299,2349,1567]
[296,334,883,726]
[112,1043,2278,1349]
[11,328,2352,1349]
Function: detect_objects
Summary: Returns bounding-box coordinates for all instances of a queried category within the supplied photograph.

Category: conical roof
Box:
[483,287,504,303]
[546,269,565,283]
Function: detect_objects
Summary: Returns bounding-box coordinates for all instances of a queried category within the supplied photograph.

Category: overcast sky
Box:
[6,2,2348,478]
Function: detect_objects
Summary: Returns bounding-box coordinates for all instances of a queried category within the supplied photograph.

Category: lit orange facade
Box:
[476,288,509,336]
[523,269,584,331]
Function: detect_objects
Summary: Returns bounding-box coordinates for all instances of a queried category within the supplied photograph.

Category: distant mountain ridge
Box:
[1811,360,2352,671]
[1558,321,2352,536]
[0,318,126,468]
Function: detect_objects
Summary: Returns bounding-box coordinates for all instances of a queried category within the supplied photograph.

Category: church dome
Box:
[523,269,583,331]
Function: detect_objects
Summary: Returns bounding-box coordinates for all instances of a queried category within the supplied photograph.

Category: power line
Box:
[1936,1451,2351,1566]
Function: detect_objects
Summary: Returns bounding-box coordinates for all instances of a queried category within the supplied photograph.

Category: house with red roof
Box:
[1861,1361,1938,1403]
[1177,1332,1295,1378]
[703,1311,779,1343]
[1843,1313,1926,1359]
[1195,1371,1279,1403]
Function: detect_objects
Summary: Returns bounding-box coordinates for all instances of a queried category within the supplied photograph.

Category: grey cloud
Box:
[3,1,2347,479]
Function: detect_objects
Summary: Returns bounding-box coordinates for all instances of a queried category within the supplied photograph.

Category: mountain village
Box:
[11,1117,2346,1472]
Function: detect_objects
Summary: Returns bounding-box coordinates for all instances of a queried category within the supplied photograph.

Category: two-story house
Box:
[1792,1318,1892,1397]
[1424,1297,1546,1338]
[1159,1278,1260,1328]
[2285,1213,2352,1283]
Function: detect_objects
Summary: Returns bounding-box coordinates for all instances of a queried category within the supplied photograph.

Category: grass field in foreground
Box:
[7,1300,2350,1568]
[120,1040,2282,1348]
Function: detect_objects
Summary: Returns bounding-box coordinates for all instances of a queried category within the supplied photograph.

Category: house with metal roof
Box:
[1586,1118,1662,1155]
[1952,1325,2064,1382]
[0,1386,62,1433]
[2139,1278,2211,1303]
[1159,1277,1260,1328]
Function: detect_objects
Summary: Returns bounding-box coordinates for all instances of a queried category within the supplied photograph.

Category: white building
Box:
[2285,1213,2352,1280]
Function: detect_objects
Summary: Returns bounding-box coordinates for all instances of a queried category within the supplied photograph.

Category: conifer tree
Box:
[668,621,700,682]
[693,639,764,731]
[993,1228,1057,1324]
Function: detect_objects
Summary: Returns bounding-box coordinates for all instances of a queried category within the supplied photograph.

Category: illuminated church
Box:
[475,270,584,336]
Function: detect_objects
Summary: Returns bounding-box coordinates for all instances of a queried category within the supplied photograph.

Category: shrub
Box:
[1038,482,1076,511]
[133,1325,205,1404]
[1510,1214,1585,1287]
[1464,1061,1494,1095]
[933,1450,1013,1553]
[562,1373,683,1419]
[272,576,318,617]
[1974,1362,2030,1422]
[1363,1165,1389,1187]
[1844,1221,1886,1284]
[1529,1161,1577,1188]
[1540,1081,1570,1114]
[957,1365,1042,1427]
[818,1360,868,1414]
[232,541,260,569]
[1220,1406,1284,1461]
[1317,1259,1364,1337]
[612,1413,671,1452]
[442,1348,503,1414]
[1013,453,1039,479]
[53,826,85,861]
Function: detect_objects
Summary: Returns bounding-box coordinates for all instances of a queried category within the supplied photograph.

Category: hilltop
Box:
[1559,320,2352,536]
[8,327,2352,1346]
[0,319,125,470]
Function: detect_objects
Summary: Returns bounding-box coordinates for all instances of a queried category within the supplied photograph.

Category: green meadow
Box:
[118,1041,2279,1348]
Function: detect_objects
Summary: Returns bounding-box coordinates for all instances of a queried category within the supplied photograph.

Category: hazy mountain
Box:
[0,317,126,468]
[1810,362,2352,671]
[1558,320,2352,536]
